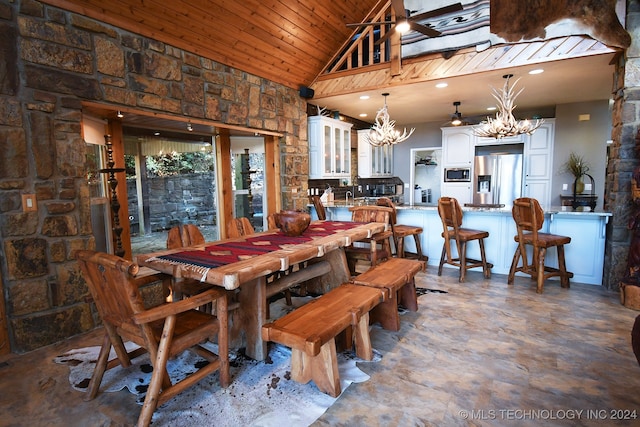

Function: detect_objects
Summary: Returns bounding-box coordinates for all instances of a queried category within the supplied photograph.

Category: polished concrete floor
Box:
[1,267,640,427]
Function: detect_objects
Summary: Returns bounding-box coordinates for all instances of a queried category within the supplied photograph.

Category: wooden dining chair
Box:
[345,205,394,274]
[227,217,255,238]
[166,223,205,249]
[75,250,230,427]
[437,196,492,282]
[376,197,427,261]
[508,197,573,293]
[310,195,326,220]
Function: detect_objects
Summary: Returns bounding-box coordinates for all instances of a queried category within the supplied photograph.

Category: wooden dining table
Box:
[136,220,386,360]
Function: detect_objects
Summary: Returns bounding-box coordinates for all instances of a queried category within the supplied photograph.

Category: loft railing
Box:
[319,0,398,78]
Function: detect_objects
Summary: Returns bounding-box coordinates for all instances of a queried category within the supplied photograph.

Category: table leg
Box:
[238,276,268,361]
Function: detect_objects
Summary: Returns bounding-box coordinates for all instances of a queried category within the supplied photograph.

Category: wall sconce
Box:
[187,122,193,132]
[116,110,124,118]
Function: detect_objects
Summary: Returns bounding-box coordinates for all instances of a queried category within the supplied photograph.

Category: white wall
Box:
[552,101,612,207]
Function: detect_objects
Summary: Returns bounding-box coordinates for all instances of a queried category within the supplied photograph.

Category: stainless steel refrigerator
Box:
[472,146,523,208]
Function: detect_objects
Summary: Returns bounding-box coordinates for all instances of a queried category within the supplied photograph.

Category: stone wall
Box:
[0,0,308,352]
[126,173,217,233]
[603,2,640,289]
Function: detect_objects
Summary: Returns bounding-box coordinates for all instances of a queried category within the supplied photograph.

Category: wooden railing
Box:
[318,0,399,78]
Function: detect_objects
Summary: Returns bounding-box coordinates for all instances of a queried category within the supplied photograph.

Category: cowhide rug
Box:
[54,296,381,426]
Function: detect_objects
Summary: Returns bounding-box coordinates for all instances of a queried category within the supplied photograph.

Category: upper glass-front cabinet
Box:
[309,116,352,179]
[357,129,393,177]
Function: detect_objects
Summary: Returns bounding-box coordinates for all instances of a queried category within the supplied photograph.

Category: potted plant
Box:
[562,152,590,193]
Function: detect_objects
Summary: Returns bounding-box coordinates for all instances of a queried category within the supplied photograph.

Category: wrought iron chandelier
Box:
[473,74,543,139]
[366,93,415,146]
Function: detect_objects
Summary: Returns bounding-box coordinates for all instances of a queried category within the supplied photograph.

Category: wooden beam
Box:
[264,134,281,217]
[216,128,233,239]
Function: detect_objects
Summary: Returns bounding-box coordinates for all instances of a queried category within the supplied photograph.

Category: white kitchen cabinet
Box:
[442,182,472,205]
[309,115,353,180]
[523,120,554,208]
[548,211,608,285]
[441,127,473,167]
[357,129,393,177]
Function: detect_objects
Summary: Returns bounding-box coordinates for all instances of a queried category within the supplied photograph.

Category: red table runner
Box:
[154,221,360,269]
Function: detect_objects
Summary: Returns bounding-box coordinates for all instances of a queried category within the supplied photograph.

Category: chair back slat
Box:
[375,197,397,225]
[167,224,205,249]
[349,205,392,224]
[438,196,463,232]
[310,195,326,220]
[227,217,255,238]
[75,250,146,327]
[512,197,544,236]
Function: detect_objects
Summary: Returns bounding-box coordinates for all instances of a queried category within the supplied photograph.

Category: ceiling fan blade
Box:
[374,27,395,46]
[390,0,406,18]
[409,3,463,22]
[346,21,396,28]
[411,22,441,38]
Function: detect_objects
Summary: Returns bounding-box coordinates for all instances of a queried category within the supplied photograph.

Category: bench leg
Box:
[370,297,401,331]
[399,277,418,312]
[290,339,341,397]
[354,312,373,361]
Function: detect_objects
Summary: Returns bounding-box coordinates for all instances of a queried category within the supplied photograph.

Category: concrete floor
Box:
[1,267,640,427]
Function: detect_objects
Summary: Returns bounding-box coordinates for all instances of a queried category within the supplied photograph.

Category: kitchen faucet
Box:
[345,190,353,204]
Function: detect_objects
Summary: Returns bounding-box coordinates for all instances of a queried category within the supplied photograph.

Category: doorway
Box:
[409,147,442,205]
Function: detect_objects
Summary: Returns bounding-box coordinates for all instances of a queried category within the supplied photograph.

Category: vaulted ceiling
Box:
[43,0,378,90]
[43,0,626,127]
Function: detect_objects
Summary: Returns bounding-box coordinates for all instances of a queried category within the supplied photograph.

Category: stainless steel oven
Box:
[444,168,471,182]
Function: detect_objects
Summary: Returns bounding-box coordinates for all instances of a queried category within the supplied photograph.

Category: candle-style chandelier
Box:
[366,93,415,146]
[473,74,543,139]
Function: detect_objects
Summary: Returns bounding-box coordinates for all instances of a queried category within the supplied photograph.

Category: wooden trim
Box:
[216,129,233,239]
[264,134,280,217]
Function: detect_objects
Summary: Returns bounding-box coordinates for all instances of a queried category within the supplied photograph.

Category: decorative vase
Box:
[574,175,585,194]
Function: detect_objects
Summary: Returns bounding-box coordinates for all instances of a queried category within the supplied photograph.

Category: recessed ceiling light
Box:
[529,69,544,75]
[154,131,160,136]
[435,82,448,88]
[360,95,370,100]
[359,113,368,117]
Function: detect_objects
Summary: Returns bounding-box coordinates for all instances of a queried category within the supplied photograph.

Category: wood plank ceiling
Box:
[42,0,379,90]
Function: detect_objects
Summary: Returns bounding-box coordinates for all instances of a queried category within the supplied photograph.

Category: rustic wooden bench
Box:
[350,257,425,331]
[261,283,385,397]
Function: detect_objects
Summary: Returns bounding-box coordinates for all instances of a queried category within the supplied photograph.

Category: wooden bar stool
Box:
[508,197,573,293]
[437,196,492,282]
[376,197,427,261]
[345,205,394,274]
[310,195,326,220]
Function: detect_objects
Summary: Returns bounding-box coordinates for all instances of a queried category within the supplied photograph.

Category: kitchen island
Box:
[311,201,612,285]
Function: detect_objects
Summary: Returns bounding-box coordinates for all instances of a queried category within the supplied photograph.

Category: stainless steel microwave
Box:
[444,168,471,182]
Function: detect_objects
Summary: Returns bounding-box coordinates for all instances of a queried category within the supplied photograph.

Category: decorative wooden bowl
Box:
[275,210,311,236]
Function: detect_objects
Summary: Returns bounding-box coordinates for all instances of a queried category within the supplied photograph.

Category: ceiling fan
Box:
[347,0,463,46]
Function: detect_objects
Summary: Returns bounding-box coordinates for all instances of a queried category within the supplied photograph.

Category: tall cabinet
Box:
[357,129,393,177]
[441,127,474,204]
[308,116,353,180]
[523,120,555,208]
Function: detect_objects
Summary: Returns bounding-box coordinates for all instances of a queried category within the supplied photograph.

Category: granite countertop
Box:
[317,201,612,216]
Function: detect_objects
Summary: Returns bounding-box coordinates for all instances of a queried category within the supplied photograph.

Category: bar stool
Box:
[376,197,427,261]
[437,196,492,282]
[508,197,573,293]
[345,205,394,274]
[310,195,326,220]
